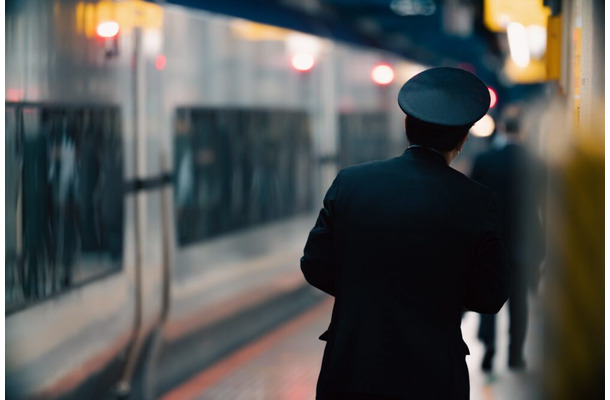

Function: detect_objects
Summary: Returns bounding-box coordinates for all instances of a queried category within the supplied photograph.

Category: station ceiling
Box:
[167,0,548,95]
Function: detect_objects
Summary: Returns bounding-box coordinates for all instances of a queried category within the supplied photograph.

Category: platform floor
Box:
[160,296,543,400]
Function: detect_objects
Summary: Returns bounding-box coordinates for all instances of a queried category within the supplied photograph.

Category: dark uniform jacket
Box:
[301,147,510,400]
[470,143,545,289]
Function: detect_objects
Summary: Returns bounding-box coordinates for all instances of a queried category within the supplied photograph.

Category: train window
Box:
[339,112,391,167]
[174,108,314,246]
[5,104,124,313]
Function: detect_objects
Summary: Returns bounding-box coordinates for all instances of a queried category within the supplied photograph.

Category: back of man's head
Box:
[405,117,472,152]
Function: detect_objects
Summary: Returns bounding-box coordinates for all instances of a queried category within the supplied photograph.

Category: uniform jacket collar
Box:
[403,145,448,166]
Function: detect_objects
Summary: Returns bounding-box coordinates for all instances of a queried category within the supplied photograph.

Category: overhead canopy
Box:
[164,0,551,102]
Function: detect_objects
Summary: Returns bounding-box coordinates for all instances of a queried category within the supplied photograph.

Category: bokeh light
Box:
[470,114,495,137]
[291,53,315,72]
[488,87,497,108]
[371,64,395,85]
[96,21,120,38]
[155,54,167,70]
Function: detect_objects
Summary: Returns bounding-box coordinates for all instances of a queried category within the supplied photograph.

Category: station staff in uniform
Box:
[471,105,546,372]
[301,67,510,400]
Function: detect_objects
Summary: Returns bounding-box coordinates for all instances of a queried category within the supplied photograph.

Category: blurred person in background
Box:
[301,67,510,400]
[470,104,546,372]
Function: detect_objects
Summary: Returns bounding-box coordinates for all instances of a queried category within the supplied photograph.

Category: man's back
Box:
[302,147,509,399]
[471,143,545,268]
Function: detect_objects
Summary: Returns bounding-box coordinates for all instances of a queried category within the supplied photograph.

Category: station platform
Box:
[159,295,544,400]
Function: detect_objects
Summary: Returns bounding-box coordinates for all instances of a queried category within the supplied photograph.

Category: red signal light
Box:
[155,55,167,70]
[488,87,497,108]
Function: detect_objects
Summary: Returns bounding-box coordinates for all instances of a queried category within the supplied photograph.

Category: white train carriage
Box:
[5,1,415,398]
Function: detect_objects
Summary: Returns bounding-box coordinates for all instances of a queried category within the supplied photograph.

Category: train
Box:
[5,0,426,398]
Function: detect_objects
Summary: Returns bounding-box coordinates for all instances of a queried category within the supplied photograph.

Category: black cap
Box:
[398,67,491,127]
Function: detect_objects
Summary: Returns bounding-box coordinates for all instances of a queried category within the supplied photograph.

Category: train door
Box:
[115,22,174,399]
[4,2,166,399]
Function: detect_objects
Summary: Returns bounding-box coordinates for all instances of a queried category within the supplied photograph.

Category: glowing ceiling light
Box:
[291,53,315,72]
[507,22,530,68]
[286,33,322,56]
[470,114,495,137]
[527,25,547,59]
[371,64,395,85]
[97,21,120,38]
[390,0,436,16]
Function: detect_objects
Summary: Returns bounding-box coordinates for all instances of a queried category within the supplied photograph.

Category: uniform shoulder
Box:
[338,157,397,178]
[448,166,495,199]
